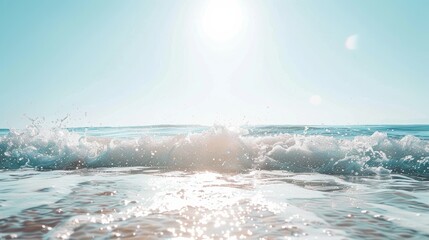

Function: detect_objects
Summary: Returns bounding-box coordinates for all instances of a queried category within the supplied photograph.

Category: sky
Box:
[1,0,428,128]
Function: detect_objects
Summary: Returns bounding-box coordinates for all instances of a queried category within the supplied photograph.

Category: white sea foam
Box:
[0,126,428,176]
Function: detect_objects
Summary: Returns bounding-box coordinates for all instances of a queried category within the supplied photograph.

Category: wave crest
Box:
[0,126,428,177]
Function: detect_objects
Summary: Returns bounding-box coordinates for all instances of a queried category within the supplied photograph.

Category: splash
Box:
[0,125,428,177]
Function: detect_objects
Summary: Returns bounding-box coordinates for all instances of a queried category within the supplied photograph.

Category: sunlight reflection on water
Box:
[0,168,428,239]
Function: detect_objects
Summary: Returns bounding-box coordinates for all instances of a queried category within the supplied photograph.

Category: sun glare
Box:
[200,0,245,42]
[309,95,322,106]
[345,34,358,50]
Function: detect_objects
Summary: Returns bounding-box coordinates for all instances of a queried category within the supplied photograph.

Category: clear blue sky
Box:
[1,0,428,128]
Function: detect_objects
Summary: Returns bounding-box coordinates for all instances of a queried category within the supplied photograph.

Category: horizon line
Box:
[1,123,429,130]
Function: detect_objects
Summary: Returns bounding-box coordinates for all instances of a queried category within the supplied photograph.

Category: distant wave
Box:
[0,126,428,177]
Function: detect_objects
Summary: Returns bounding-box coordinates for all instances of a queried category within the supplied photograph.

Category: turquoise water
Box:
[0,125,428,239]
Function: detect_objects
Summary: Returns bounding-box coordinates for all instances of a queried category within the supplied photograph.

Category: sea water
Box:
[0,125,428,239]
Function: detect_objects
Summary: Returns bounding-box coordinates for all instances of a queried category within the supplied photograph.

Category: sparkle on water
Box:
[0,168,428,239]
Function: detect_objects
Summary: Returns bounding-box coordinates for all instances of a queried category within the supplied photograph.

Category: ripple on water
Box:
[0,169,428,239]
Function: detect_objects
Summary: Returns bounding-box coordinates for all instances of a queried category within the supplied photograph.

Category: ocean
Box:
[0,125,428,239]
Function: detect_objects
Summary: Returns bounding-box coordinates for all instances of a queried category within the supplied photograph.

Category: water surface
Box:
[0,125,428,239]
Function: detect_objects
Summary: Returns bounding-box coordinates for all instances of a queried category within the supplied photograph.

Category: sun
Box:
[200,0,245,42]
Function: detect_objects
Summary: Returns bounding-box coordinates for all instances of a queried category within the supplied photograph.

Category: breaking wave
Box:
[0,126,428,177]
